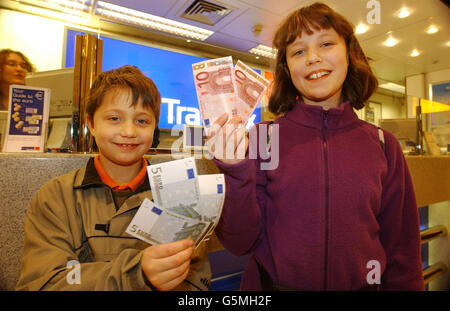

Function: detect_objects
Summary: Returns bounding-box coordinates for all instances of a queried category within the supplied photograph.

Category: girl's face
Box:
[286,28,348,110]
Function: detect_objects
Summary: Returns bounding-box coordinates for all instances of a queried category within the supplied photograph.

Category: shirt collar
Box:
[284,100,359,130]
[94,156,148,192]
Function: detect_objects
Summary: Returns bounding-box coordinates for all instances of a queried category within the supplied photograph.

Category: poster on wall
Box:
[430,81,450,151]
[2,85,50,152]
[430,81,450,126]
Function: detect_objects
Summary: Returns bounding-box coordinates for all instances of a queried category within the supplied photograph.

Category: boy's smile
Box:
[286,28,348,110]
[87,87,156,179]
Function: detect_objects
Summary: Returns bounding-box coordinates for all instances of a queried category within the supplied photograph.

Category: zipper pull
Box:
[322,110,329,131]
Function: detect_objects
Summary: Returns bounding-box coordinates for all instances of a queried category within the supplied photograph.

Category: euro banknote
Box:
[234,60,269,125]
[126,198,211,247]
[147,157,199,210]
[192,56,237,135]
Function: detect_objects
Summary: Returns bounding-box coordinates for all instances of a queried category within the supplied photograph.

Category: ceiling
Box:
[102,0,450,86]
[2,0,450,87]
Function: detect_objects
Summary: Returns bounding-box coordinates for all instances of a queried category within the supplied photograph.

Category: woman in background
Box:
[0,49,34,111]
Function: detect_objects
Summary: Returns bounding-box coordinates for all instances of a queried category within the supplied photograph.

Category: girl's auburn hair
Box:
[269,2,378,115]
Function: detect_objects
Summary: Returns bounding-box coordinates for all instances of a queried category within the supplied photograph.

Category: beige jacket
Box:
[16,158,211,291]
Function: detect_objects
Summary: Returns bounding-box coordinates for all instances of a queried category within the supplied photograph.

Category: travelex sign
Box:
[161,97,258,130]
[65,29,261,130]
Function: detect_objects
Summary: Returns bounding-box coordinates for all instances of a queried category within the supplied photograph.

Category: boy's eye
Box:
[137,119,150,125]
[322,42,333,47]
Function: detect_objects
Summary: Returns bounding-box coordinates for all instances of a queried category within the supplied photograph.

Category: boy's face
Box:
[87,87,156,168]
[286,28,348,109]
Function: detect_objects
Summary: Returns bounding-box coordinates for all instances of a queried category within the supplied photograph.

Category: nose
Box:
[305,49,322,65]
[120,120,137,138]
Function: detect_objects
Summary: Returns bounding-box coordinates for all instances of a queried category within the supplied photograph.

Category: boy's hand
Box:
[141,239,195,291]
[207,113,249,165]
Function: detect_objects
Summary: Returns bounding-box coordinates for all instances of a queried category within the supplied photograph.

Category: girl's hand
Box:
[206,113,249,165]
[141,239,194,291]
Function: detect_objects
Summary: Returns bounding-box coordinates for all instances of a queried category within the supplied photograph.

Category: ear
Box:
[86,114,95,136]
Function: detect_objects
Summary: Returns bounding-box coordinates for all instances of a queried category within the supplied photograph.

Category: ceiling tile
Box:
[205,31,258,51]
[102,0,179,17]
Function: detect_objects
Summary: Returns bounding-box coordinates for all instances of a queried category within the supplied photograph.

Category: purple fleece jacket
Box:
[214,100,424,290]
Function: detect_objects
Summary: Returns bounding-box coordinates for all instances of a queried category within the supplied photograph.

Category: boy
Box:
[16,65,211,291]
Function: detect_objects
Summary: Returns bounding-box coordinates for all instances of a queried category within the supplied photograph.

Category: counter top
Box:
[405,155,450,207]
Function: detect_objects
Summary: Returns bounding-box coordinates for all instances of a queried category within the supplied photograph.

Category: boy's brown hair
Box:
[269,2,378,115]
[87,65,161,124]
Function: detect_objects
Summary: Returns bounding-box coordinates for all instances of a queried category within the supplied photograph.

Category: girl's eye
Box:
[322,42,333,47]
[109,116,119,121]
[294,50,304,56]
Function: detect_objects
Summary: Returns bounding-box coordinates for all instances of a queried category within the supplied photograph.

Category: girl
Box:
[209,3,424,290]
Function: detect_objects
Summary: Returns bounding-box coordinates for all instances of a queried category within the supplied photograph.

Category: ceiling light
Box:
[95,1,214,41]
[249,45,277,59]
[427,25,438,34]
[379,82,405,94]
[13,0,90,12]
[446,41,450,47]
[410,49,420,57]
[355,23,368,34]
[383,35,398,47]
[397,8,410,18]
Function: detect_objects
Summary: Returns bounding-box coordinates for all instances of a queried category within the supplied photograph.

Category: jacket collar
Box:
[284,100,359,130]
[74,157,151,192]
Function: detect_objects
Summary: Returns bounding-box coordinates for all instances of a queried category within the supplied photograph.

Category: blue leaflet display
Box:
[65,29,261,130]
[2,85,50,152]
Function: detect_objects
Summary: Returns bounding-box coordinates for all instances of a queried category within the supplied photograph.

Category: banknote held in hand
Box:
[126,157,225,247]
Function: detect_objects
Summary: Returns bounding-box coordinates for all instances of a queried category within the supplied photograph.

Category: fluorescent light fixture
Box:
[383,35,398,47]
[249,44,277,59]
[427,25,438,34]
[13,0,90,13]
[355,23,368,34]
[379,82,405,94]
[95,1,213,41]
[410,49,420,57]
[397,8,410,18]
[14,1,91,24]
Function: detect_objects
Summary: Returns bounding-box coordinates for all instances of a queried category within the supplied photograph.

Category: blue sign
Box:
[9,87,45,136]
[65,29,261,130]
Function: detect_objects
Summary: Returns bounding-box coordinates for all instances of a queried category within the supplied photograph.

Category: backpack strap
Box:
[377,127,385,153]
[266,121,274,153]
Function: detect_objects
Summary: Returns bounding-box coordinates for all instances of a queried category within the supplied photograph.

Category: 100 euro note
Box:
[234,60,269,126]
[126,198,210,247]
[147,157,199,210]
[192,56,237,135]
